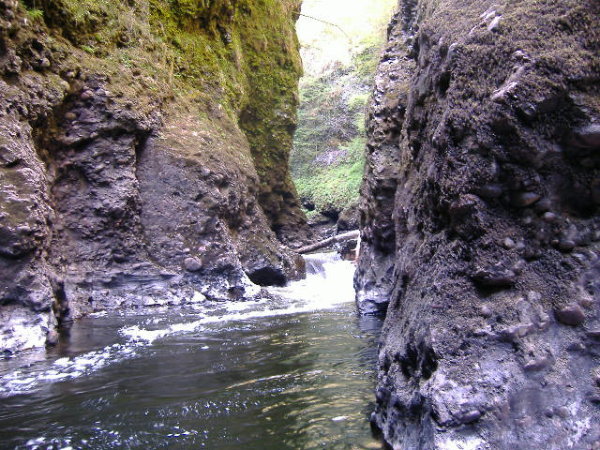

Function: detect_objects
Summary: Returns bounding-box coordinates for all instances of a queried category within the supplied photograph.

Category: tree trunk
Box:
[294,230,360,254]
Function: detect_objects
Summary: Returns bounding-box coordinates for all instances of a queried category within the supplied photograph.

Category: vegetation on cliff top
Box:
[22,0,301,116]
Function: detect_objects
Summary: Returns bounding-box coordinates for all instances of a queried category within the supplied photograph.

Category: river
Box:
[0,253,384,449]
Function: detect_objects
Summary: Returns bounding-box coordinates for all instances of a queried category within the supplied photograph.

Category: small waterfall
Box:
[0,249,383,450]
[304,252,343,276]
[305,256,326,275]
[269,252,356,306]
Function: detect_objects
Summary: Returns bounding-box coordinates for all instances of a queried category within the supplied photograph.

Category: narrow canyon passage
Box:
[0,254,385,449]
[1,0,598,448]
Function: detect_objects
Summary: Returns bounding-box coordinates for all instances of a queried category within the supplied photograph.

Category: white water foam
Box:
[270,252,356,306]
[0,253,355,397]
[0,342,143,395]
[0,306,49,354]
[122,253,356,343]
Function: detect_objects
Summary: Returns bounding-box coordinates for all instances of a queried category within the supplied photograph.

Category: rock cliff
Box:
[0,0,307,354]
[356,0,600,447]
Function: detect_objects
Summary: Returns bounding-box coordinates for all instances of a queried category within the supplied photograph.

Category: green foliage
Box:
[297,0,397,77]
[81,45,95,54]
[291,0,393,214]
[290,46,378,213]
[348,92,370,110]
[19,1,44,21]
[291,71,367,211]
[295,137,366,212]
[26,8,44,20]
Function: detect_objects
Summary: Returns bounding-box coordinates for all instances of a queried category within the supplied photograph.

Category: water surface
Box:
[0,254,384,449]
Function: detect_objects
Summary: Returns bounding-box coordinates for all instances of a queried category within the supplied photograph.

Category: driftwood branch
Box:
[295,230,360,254]
[295,13,352,40]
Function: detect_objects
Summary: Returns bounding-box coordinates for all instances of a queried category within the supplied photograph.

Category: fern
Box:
[26,8,44,21]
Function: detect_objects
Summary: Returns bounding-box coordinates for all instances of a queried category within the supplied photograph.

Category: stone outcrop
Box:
[0,0,307,354]
[357,0,600,447]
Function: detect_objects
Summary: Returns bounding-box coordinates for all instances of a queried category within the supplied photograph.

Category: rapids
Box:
[0,253,384,449]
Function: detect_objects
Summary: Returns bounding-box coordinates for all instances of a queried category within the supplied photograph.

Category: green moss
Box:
[32,0,300,116]
[303,209,321,220]
[81,44,95,54]
[17,0,306,230]
[352,35,386,83]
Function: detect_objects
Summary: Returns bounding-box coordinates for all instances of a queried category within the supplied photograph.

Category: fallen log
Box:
[295,230,360,254]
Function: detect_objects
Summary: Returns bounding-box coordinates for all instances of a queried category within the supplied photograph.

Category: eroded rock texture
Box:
[357,0,600,447]
[0,0,306,354]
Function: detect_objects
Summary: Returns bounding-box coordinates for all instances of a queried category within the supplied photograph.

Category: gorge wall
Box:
[356,0,600,447]
[0,0,308,354]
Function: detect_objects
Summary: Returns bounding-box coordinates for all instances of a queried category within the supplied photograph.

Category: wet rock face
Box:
[357,0,600,447]
[354,10,414,316]
[0,0,305,354]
